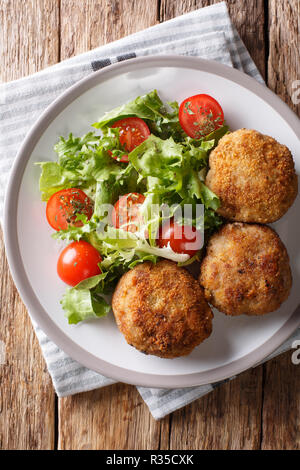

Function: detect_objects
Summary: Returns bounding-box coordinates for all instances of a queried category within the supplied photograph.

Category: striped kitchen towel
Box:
[0,1,298,420]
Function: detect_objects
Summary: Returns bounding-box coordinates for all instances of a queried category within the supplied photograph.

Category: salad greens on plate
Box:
[38,90,228,324]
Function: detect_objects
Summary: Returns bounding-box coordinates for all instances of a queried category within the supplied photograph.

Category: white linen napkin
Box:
[1,1,298,420]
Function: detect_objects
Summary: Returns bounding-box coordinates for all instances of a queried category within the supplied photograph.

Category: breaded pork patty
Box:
[199,223,292,316]
[112,260,213,358]
[205,129,298,223]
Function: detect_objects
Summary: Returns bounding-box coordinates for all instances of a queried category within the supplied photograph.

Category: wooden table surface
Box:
[0,0,299,450]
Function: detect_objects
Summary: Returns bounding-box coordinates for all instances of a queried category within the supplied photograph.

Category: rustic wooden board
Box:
[60,0,159,60]
[0,0,60,80]
[0,0,299,450]
[262,0,300,449]
[268,0,300,115]
[0,0,60,450]
[261,352,300,450]
[167,368,263,450]
[58,384,162,450]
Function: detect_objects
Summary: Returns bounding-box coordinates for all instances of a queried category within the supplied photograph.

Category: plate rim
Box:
[4,55,300,388]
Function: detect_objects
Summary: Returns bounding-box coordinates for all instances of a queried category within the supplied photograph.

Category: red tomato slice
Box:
[46,188,93,231]
[112,193,145,233]
[179,94,224,139]
[158,219,202,256]
[57,240,102,287]
[107,150,130,163]
[109,117,150,162]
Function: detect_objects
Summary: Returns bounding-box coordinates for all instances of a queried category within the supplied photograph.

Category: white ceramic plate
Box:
[4,56,300,388]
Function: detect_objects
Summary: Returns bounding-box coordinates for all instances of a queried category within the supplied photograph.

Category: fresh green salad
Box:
[38,90,228,324]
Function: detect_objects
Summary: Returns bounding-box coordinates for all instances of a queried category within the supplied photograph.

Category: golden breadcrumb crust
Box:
[199,223,292,316]
[112,260,213,358]
[205,129,298,223]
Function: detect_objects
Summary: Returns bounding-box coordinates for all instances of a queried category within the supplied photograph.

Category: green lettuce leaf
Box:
[38,160,96,202]
[38,90,229,325]
[95,225,190,262]
[128,134,219,208]
[93,89,174,128]
[37,128,140,203]
[61,273,111,325]
[93,90,188,142]
[199,183,220,210]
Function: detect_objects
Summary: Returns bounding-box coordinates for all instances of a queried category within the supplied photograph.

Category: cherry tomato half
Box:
[112,193,145,233]
[46,188,93,231]
[57,240,102,287]
[158,219,203,256]
[109,117,150,163]
[179,94,224,139]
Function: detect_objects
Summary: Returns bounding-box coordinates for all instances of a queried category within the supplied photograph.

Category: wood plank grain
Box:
[59,384,161,450]
[58,0,160,451]
[159,0,266,78]
[164,368,263,450]
[263,0,300,450]
[0,0,59,449]
[60,0,159,60]
[261,352,300,450]
[0,0,60,81]
[268,0,300,115]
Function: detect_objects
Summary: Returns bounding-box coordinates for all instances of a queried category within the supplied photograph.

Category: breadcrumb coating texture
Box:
[112,260,213,358]
[205,129,298,223]
[199,223,292,316]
